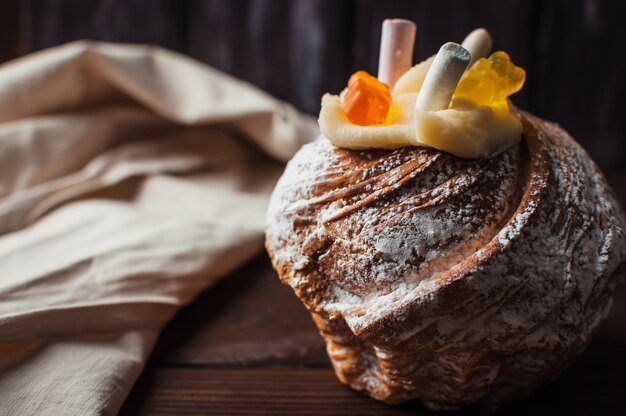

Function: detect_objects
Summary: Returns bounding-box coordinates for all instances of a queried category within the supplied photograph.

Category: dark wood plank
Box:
[0,0,29,63]
[187,0,351,114]
[187,0,292,107]
[608,172,626,206]
[531,0,626,168]
[120,289,626,415]
[119,367,424,416]
[150,255,327,367]
[30,0,186,51]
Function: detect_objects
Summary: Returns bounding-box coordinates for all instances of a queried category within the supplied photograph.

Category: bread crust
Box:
[265,113,626,409]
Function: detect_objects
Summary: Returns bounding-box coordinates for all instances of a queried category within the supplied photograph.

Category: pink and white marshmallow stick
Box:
[461,28,493,67]
[377,19,417,89]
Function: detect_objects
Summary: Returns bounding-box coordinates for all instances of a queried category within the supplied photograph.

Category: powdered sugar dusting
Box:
[267,135,521,324]
[265,114,626,408]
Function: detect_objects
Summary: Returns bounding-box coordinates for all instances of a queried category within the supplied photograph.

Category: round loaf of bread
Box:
[265,112,626,410]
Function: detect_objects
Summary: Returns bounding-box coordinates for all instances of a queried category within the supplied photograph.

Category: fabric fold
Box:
[0,41,317,415]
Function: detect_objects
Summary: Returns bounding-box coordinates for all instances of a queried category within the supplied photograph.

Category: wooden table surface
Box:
[119,174,626,416]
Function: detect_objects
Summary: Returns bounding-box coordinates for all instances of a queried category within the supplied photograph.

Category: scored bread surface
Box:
[265,113,626,410]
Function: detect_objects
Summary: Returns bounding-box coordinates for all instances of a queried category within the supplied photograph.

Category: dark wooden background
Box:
[1,0,625,168]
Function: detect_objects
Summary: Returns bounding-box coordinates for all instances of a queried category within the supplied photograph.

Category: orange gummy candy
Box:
[343,71,392,126]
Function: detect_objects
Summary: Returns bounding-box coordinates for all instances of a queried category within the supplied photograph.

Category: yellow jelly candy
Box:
[454,51,525,107]
[343,71,392,126]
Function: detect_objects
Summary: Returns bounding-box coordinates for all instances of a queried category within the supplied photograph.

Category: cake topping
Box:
[377,19,417,89]
[414,42,470,112]
[461,28,493,66]
[343,71,392,126]
[454,51,525,107]
[319,22,527,159]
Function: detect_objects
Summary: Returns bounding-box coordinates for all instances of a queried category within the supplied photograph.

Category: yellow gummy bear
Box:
[453,51,525,108]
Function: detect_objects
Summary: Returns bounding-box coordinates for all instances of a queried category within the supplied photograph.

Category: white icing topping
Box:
[319,57,523,159]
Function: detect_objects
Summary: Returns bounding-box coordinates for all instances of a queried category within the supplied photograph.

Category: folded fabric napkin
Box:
[0,41,317,415]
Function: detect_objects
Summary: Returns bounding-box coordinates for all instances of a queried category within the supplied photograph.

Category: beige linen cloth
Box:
[0,41,317,415]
